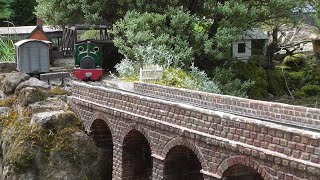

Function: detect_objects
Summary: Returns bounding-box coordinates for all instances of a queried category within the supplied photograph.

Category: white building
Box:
[232,28,268,60]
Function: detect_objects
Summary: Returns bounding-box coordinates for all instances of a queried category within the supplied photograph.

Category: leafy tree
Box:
[35,0,122,27]
[10,0,36,26]
[0,0,13,19]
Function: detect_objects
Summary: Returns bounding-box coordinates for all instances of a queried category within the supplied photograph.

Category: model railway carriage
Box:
[74,39,121,81]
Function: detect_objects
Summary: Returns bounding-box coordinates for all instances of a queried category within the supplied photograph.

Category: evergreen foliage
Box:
[112,8,215,68]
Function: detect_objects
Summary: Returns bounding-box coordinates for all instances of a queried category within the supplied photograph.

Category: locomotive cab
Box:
[74,40,104,81]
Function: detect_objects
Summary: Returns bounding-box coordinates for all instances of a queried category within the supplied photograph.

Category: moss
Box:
[0,96,17,107]
[283,53,305,69]
[48,87,71,96]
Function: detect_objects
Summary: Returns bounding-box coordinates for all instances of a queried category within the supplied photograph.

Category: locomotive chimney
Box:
[36,18,43,29]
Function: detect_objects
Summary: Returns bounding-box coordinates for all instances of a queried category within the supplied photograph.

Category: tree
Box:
[35,0,122,27]
[10,0,36,26]
[0,0,13,19]
[0,0,36,26]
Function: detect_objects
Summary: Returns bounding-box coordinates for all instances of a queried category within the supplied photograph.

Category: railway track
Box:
[84,81,320,133]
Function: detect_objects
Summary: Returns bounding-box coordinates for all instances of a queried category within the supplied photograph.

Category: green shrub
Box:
[114,58,138,79]
[225,61,268,99]
[298,85,320,97]
[267,69,288,97]
[283,53,305,69]
[158,66,221,94]
[112,8,216,69]
[212,67,254,98]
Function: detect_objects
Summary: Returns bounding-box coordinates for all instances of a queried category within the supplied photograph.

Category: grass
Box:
[0,96,17,107]
[48,87,71,96]
[0,38,15,62]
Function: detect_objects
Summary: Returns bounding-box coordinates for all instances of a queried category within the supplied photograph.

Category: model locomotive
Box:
[73,39,121,81]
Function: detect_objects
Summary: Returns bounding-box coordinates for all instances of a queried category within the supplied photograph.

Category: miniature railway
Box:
[86,81,320,133]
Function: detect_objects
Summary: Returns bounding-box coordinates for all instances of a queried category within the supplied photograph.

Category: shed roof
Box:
[14,39,52,47]
[0,26,62,36]
[243,28,268,40]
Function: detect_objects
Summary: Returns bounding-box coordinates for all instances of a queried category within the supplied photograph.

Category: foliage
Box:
[283,53,305,69]
[133,44,179,68]
[157,65,254,97]
[0,0,13,19]
[224,62,268,99]
[212,67,255,98]
[0,0,36,26]
[113,8,215,68]
[267,69,288,97]
[158,66,221,94]
[0,38,15,62]
[297,85,320,97]
[114,58,137,79]
[10,0,36,26]
[35,0,107,27]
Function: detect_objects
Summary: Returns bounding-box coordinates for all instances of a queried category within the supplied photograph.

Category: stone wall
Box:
[70,82,320,180]
[134,82,320,129]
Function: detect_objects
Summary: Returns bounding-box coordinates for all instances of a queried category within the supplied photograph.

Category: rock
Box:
[0,72,30,95]
[0,62,16,73]
[15,77,50,93]
[28,97,69,114]
[0,107,10,117]
[17,87,48,106]
[46,131,99,180]
[0,90,5,99]
[30,111,80,130]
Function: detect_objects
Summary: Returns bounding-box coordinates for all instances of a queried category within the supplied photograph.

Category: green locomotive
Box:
[73,39,121,81]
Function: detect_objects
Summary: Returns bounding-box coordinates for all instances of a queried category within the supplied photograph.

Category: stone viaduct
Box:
[69,81,320,180]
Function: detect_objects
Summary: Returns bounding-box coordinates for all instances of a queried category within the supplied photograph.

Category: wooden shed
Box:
[14,39,51,74]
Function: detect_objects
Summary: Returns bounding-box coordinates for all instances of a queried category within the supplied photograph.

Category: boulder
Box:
[28,97,69,114]
[15,78,50,93]
[46,131,99,179]
[17,87,48,106]
[30,111,81,130]
[0,72,30,95]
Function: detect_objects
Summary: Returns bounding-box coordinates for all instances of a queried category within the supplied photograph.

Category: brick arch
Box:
[120,123,155,154]
[88,112,115,138]
[216,155,273,180]
[161,137,207,171]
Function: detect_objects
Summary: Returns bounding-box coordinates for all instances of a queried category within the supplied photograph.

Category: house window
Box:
[238,43,246,53]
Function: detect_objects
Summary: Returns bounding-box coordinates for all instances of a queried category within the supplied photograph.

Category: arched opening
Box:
[90,119,113,180]
[164,145,203,180]
[222,164,263,180]
[122,130,152,180]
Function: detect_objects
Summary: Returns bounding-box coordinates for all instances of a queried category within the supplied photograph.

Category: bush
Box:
[267,69,288,97]
[211,67,254,98]
[112,8,216,68]
[114,58,138,79]
[283,53,305,69]
[225,62,268,99]
[298,85,320,97]
[158,66,221,94]
[133,44,179,68]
